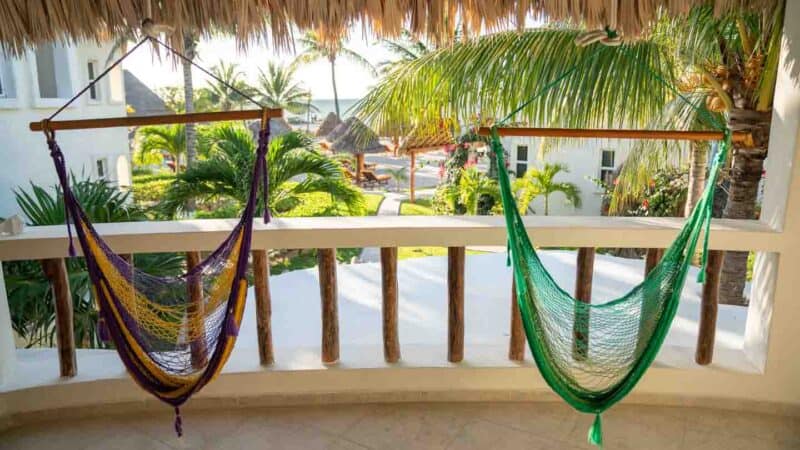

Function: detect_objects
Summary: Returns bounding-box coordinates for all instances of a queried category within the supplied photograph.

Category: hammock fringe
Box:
[588,413,603,447]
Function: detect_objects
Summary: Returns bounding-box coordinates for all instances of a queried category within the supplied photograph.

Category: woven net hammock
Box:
[487,33,731,447]
[43,123,270,435]
[492,130,728,446]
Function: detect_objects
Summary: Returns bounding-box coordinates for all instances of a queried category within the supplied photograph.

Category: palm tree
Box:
[457,167,500,215]
[609,5,783,303]
[205,61,256,111]
[354,11,782,304]
[137,125,186,173]
[514,163,581,216]
[161,124,365,216]
[385,167,409,192]
[182,34,198,171]
[295,31,376,118]
[665,5,783,305]
[378,31,431,74]
[257,62,317,115]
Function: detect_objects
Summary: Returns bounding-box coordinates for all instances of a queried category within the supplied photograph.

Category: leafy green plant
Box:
[5,176,184,349]
[513,163,581,215]
[161,124,365,217]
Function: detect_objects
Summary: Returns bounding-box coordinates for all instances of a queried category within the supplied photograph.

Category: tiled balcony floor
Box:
[1,402,798,449]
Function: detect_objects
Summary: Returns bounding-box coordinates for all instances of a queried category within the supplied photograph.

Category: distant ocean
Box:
[288,98,361,122]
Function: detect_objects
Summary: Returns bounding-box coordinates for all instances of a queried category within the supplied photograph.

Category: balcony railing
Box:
[0,215,778,379]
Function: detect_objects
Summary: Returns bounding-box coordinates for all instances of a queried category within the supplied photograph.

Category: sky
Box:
[123,33,394,100]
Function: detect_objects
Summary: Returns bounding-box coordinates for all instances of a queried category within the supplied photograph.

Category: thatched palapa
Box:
[0,1,776,55]
[247,117,292,139]
[398,124,455,155]
[316,112,342,138]
[329,118,388,155]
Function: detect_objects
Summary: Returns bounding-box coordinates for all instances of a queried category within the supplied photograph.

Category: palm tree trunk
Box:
[685,141,708,216]
[182,34,197,212]
[544,195,550,216]
[719,108,771,306]
[330,57,340,118]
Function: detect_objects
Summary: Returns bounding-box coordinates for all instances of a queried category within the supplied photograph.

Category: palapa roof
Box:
[0,1,775,55]
[324,116,359,143]
[316,112,342,138]
[124,70,171,116]
[398,124,456,155]
[329,118,388,155]
[247,117,292,139]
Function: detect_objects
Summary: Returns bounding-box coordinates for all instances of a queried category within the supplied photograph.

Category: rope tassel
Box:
[588,413,603,447]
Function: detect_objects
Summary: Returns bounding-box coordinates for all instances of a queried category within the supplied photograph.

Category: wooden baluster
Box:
[186,251,207,368]
[40,258,76,378]
[380,247,400,362]
[636,248,665,355]
[252,249,274,365]
[318,248,339,364]
[573,248,594,360]
[509,278,525,361]
[696,250,723,365]
[448,247,465,362]
[644,248,664,276]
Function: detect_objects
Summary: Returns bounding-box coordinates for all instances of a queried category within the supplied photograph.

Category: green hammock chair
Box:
[489,38,730,447]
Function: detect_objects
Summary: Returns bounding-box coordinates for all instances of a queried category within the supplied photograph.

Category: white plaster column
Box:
[0,262,16,385]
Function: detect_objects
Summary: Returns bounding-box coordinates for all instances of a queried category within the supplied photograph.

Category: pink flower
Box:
[642,199,650,209]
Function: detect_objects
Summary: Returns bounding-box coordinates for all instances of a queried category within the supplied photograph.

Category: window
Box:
[600,149,616,185]
[34,43,71,99]
[87,60,99,101]
[96,158,108,178]
[516,145,529,177]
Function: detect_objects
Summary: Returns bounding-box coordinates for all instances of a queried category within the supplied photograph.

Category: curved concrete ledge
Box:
[1,343,798,433]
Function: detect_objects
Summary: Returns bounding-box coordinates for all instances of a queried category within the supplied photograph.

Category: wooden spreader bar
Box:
[30,109,283,132]
[479,127,751,143]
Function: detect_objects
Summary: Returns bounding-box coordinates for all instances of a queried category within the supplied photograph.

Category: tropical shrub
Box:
[161,124,365,218]
[5,176,184,349]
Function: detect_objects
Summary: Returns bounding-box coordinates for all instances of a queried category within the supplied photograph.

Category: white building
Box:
[502,136,632,216]
[0,42,131,218]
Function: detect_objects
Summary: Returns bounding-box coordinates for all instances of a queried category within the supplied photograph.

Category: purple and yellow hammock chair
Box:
[37,37,273,436]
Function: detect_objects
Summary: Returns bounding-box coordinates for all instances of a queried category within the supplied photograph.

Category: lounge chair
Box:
[362,169,391,187]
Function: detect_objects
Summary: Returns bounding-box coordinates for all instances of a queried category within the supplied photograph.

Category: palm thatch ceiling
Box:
[0,0,775,55]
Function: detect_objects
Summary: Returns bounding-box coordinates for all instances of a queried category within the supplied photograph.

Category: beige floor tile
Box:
[1,402,797,450]
[445,419,578,450]
[342,403,478,450]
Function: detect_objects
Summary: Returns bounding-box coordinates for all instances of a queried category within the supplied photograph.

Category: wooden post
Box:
[448,247,465,362]
[41,258,76,378]
[318,248,339,364]
[380,247,400,362]
[696,250,723,365]
[409,152,416,203]
[573,248,594,360]
[356,154,365,184]
[644,248,664,275]
[186,251,207,368]
[509,278,526,361]
[252,249,274,365]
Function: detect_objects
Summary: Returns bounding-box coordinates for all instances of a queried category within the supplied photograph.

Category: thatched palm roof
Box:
[247,117,292,139]
[329,118,388,155]
[398,124,455,155]
[325,116,360,143]
[124,70,171,116]
[316,112,342,137]
[0,1,774,55]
